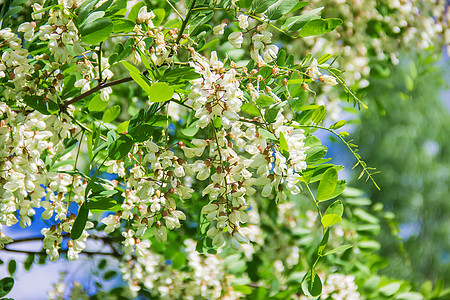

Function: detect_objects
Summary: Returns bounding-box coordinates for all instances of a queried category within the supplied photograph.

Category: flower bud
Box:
[301,82,309,91]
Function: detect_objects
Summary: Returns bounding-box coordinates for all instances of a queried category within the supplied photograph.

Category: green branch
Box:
[175,0,198,45]
[294,124,380,190]
[325,67,368,110]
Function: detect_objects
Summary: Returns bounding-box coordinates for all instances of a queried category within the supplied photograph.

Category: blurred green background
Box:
[351,52,450,284]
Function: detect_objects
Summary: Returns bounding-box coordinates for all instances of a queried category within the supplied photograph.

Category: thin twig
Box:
[293,124,380,189]
[1,247,120,258]
[61,70,149,109]
[165,0,184,20]
[98,42,103,83]
[175,0,198,45]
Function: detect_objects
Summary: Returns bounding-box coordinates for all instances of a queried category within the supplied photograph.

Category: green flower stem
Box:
[305,182,323,220]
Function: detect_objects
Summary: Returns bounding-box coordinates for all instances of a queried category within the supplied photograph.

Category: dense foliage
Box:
[0,0,448,299]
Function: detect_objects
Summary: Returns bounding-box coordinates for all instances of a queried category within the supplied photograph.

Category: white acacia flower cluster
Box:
[118,239,243,299]
[189,51,243,129]
[295,0,449,88]
[97,38,315,253]
[169,48,310,249]
[0,0,342,269]
[126,6,176,66]
[99,140,192,247]
[0,0,115,105]
[0,101,89,260]
[37,3,84,63]
[0,0,109,260]
[0,29,35,103]
[213,11,280,65]
[320,273,362,300]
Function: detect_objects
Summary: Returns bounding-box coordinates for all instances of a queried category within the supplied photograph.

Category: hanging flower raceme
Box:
[189,50,244,129]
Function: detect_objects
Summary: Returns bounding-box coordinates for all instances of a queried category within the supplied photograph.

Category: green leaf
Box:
[233,285,253,294]
[325,200,343,217]
[323,244,353,256]
[308,165,343,183]
[327,179,346,199]
[379,282,401,296]
[237,0,253,8]
[258,128,277,140]
[321,214,342,228]
[317,53,332,64]
[81,11,105,27]
[149,82,174,102]
[94,0,113,13]
[152,8,165,26]
[160,67,201,83]
[305,145,327,165]
[104,270,117,280]
[86,197,117,210]
[256,94,275,107]
[286,54,295,67]
[23,95,59,115]
[0,277,14,298]
[277,49,287,65]
[117,120,129,133]
[129,124,156,142]
[288,91,309,111]
[330,120,346,129]
[128,105,157,131]
[102,105,121,123]
[288,1,308,13]
[127,1,144,21]
[88,94,108,112]
[265,102,286,123]
[7,260,16,276]
[396,292,424,300]
[2,6,22,22]
[122,61,152,94]
[241,103,260,117]
[266,0,299,20]
[281,7,323,31]
[71,203,89,240]
[301,270,322,298]
[108,134,133,160]
[139,51,153,71]
[181,120,199,136]
[61,75,77,97]
[311,105,325,124]
[24,254,34,271]
[116,40,134,62]
[77,0,100,24]
[358,240,381,251]
[98,259,107,270]
[317,167,338,201]
[317,228,330,255]
[342,186,364,198]
[279,131,289,157]
[79,17,113,44]
[353,208,379,224]
[50,159,76,172]
[98,190,119,197]
[252,0,277,13]
[105,0,127,16]
[112,19,135,33]
[298,18,343,37]
[113,42,124,56]
[198,38,220,51]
